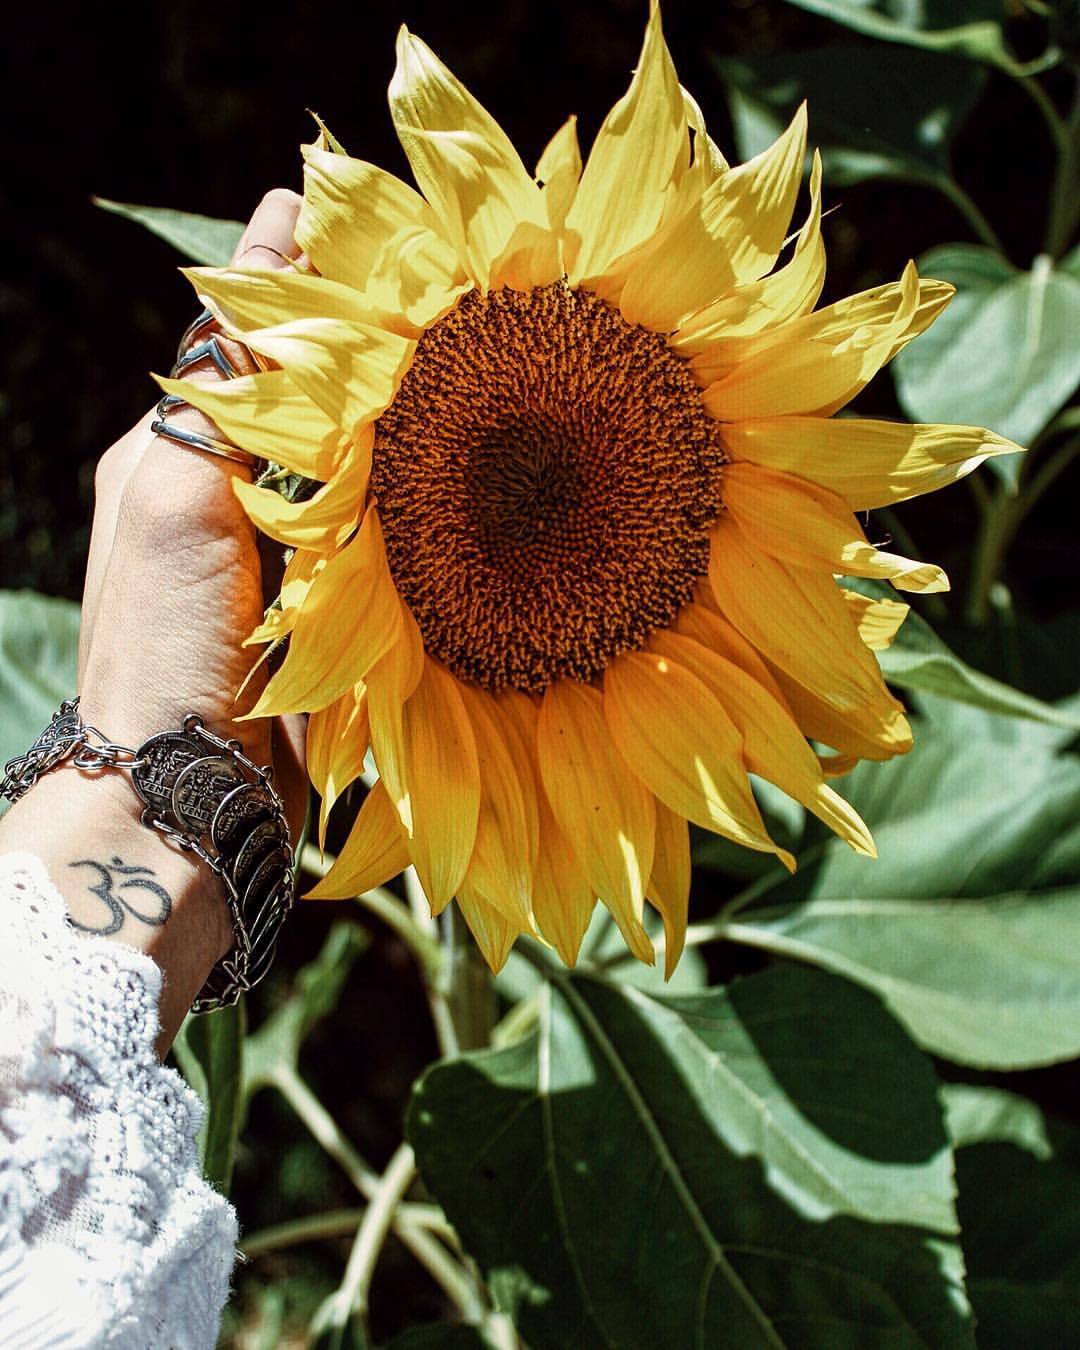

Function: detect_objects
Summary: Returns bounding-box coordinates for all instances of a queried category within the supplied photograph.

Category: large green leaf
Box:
[93,197,245,266]
[718,45,984,185]
[173,1000,247,1193]
[726,727,1080,1067]
[0,591,80,814]
[943,1086,1080,1348]
[777,0,1020,69]
[729,890,1080,1069]
[409,965,971,1349]
[893,246,1080,488]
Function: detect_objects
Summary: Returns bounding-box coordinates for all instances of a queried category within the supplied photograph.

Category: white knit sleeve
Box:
[0,852,238,1350]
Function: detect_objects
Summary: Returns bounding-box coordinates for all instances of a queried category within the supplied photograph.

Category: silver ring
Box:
[154,308,264,468]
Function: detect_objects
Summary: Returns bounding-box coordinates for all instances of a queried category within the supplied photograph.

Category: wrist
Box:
[0,766,234,1052]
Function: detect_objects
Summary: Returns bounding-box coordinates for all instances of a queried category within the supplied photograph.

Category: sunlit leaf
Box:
[893,245,1080,489]
[717,45,985,184]
[728,726,1080,1067]
[943,1086,1080,1349]
[94,197,245,265]
[776,0,1021,70]
[410,965,971,1348]
[0,590,80,817]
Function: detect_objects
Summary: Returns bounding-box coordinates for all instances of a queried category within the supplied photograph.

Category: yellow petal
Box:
[389,27,556,290]
[771,663,913,763]
[305,779,408,900]
[842,590,910,651]
[535,116,582,232]
[719,415,1023,510]
[619,104,807,331]
[298,143,468,334]
[233,428,372,552]
[378,657,481,910]
[245,548,326,646]
[723,462,949,593]
[679,87,728,188]
[700,263,950,418]
[365,604,426,837]
[537,680,655,964]
[501,690,594,967]
[455,884,522,973]
[603,650,795,872]
[676,598,792,710]
[183,268,417,433]
[647,802,690,980]
[221,321,414,437]
[152,370,343,479]
[672,150,824,352]
[649,629,875,857]
[307,683,370,850]
[456,684,536,926]
[244,507,403,717]
[184,264,373,330]
[708,518,910,749]
[564,0,685,288]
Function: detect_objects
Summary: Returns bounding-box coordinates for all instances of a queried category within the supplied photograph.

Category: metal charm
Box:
[1,697,294,1015]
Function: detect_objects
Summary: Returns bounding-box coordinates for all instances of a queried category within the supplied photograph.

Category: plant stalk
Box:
[442,905,496,1051]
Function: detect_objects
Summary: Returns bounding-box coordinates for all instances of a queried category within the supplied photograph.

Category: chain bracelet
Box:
[1,697,294,1013]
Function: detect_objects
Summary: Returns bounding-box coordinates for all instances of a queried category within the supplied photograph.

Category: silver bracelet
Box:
[0,697,294,1014]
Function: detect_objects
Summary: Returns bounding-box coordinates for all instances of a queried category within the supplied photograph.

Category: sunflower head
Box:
[162,2,1021,975]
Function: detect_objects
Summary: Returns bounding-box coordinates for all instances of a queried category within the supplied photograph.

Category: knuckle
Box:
[259,186,301,210]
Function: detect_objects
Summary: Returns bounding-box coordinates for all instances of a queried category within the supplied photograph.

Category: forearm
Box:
[0,767,232,1056]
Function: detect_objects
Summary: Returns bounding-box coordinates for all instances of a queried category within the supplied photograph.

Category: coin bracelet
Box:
[0,697,294,1013]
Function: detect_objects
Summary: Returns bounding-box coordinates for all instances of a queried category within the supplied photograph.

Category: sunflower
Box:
[160,3,1019,975]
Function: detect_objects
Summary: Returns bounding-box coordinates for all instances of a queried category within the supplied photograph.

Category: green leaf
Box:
[409,965,971,1349]
[893,246,1080,488]
[731,890,1080,1069]
[717,45,985,185]
[174,1000,247,1193]
[943,1086,1080,1348]
[243,921,369,1099]
[0,591,80,816]
[777,0,1019,69]
[842,579,1080,731]
[93,197,245,266]
[727,726,1080,1068]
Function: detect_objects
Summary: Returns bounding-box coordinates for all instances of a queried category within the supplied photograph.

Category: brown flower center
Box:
[371,283,725,694]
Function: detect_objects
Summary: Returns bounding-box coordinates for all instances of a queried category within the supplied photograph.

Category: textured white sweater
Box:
[0,852,237,1349]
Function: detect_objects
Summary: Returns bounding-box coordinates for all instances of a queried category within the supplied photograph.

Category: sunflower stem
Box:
[967,488,1016,624]
[1015,62,1080,257]
[270,1067,480,1318]
[320,1142,418,1345]
[935,175,1007,255]
[442,906,496,1051]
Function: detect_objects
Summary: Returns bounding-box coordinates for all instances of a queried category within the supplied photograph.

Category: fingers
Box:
[79,410,158,678]
[233,188,304,269]
[81,188,303,668]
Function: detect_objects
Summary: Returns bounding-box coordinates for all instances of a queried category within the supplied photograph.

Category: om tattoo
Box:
[67,856,173,935]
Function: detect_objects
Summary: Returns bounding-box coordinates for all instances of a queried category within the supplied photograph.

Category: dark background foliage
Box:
[3,2,1080,1344]
[2,0,1074,608]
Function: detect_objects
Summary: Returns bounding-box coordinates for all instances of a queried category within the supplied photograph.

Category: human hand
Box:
[0,190,309,1052]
